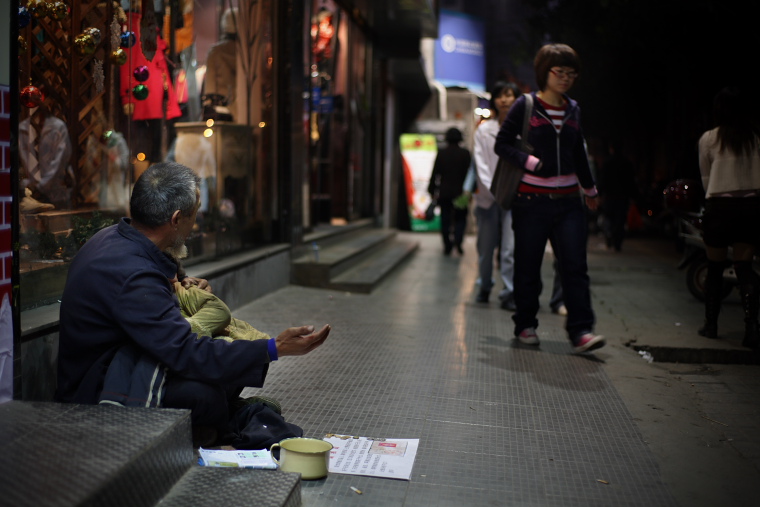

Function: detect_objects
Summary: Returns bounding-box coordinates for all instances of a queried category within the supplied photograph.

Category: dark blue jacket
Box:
[56,218,270,404]
[494,92,596,193]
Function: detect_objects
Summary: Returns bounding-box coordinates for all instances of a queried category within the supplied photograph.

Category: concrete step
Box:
[157,467,301,507]
[0,401,192,507]
[0,402,302,507]
[292,226,418,292]
[329,238,419,293]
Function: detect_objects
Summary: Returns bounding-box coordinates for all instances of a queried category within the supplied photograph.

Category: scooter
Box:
[663,179,742,302]
[675,210,737,302]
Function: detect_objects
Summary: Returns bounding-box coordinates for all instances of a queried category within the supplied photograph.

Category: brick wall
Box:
[0,85,12,304]
[0,84,10,304]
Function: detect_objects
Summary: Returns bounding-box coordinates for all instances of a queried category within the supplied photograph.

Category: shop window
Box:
[17,0,274,310]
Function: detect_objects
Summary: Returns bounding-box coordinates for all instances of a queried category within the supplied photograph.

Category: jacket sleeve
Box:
[116,268,270,387]
[494,97,533,170]
[698,131,712,193]
[574,133,598,195]
[428,154,441,195]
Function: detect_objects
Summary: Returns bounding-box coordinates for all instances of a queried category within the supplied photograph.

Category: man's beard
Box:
[165,234,189,260]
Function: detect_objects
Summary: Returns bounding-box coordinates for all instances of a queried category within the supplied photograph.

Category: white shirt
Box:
[472,119,501,209]
[698,128,760,198]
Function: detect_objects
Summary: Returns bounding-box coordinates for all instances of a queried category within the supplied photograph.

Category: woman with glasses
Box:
[494,43,604,353]
[697,86,760,349]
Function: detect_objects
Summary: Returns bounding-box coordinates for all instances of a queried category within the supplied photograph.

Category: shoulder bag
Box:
[490,94,534,210]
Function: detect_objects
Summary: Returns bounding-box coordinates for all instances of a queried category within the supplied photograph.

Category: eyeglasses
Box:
[550,68,578,79]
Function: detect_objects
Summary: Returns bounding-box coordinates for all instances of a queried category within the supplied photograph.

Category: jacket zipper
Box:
[535,106,570,189]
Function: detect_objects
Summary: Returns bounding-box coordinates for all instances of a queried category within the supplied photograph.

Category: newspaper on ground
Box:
[324,434,419,480]
[197,447,277,469]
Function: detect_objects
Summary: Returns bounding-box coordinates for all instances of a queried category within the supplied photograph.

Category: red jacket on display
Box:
[120,12,182,121]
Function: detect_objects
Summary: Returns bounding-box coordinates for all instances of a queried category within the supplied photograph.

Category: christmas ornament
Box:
[84,27,102,45]
[110,48,127,65]
[29,0,50,19]
[50,1,68,21]
[132,84,149,101]
[133,65,150,82]
[74,33,97,56]
[18,6,31,28]
[120,31,136,49]
[18,36,27,56]
[20,85,44,108]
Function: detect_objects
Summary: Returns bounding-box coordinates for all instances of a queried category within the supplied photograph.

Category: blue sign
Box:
[435,10,486,92]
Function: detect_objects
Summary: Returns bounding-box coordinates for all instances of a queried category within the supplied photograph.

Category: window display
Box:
[16,0,274,310]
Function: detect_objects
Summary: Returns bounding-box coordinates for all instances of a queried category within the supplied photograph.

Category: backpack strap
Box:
[520,94,534,154]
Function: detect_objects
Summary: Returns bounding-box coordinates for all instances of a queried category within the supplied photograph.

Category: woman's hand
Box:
[584,194,599,211]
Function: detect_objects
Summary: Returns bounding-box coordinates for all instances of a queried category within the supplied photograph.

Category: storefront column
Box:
[274,0,307,246]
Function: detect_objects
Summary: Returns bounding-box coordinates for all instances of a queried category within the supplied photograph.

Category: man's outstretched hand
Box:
[275,324,331,357]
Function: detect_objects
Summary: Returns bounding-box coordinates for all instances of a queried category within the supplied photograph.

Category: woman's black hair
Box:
[712,86,760,156]
[489,81,522,110]
[445,127,463,144]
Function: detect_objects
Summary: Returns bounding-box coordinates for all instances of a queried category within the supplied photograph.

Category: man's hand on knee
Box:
[182,276,212,293]
[275,324,331,357]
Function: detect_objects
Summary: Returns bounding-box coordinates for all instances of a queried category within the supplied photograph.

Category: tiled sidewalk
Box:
[237,231,687,506]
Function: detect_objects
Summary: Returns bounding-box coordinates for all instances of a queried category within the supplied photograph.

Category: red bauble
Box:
[20,85,44,108]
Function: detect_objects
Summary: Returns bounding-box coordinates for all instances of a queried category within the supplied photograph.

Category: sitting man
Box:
[56,161,330,445]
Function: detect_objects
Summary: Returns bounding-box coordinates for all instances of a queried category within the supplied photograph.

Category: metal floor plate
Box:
[237,233,679,506]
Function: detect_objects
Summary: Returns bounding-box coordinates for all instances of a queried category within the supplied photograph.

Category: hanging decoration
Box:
[132,84,149,101]
[18,6,31,28]
[29,0,50,19]
[94,59,105,94]
[74,32,98,56]
[50,1,69,21]
[110,16,121,49]
[120,31,136,49]
[110,48,127,65]
[139,0,158,61]
[84,27,102,45]
[20,85,45,108]
[133,66,150,83]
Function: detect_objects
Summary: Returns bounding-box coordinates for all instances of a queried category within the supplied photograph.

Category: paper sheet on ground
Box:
[324,435,419,480]
[197,447,277,469]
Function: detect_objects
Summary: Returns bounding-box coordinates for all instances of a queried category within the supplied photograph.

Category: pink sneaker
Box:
[517,327,540,345]
[573,333,605,353]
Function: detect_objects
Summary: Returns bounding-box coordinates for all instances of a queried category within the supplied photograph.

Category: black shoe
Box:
[476,290,489,303]
[230,395,283,415]
[698,322,719,339]
[455,244,463,255]
[191,425,219,448]
[500,299,516,311]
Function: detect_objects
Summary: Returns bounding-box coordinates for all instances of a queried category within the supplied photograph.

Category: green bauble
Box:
[132,84,149,101]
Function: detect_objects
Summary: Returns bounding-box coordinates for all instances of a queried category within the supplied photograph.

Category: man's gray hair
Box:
[130,162,200,228]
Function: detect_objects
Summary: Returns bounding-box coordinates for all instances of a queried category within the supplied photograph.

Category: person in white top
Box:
[472,81,520,308]
[697,86,760,348]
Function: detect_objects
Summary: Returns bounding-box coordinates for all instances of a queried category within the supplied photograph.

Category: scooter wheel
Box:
[686,259,734,302]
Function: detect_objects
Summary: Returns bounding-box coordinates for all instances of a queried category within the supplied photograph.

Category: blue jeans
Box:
[475,203,513,297]
[511,193,595,342]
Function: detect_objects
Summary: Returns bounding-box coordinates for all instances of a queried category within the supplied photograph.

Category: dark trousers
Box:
[511,193,595,342]
[162,377,242,430]
[439,197,467,251]
[604,198,629,251]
